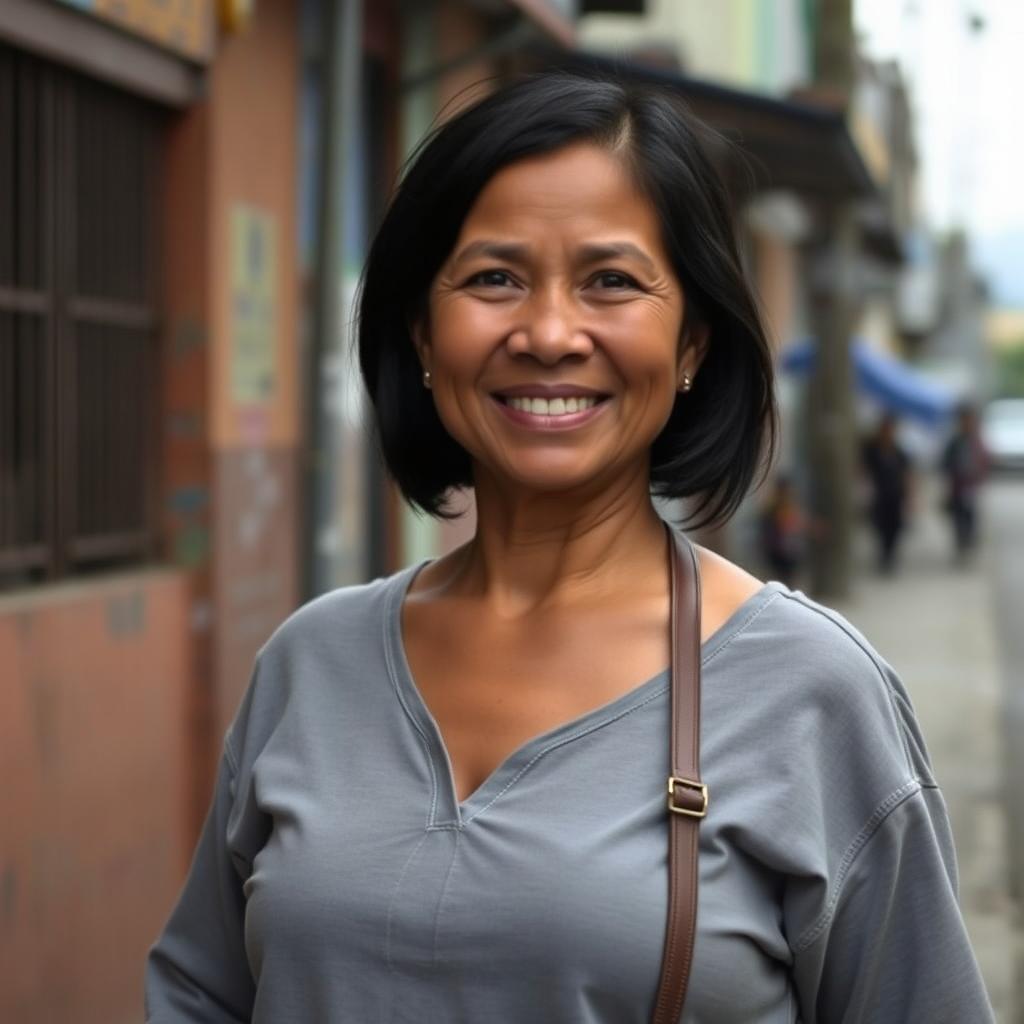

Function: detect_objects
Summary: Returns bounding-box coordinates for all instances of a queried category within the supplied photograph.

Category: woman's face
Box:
[418,142,704,499]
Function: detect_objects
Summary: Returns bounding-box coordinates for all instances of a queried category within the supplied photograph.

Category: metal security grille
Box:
[0,44,161,585]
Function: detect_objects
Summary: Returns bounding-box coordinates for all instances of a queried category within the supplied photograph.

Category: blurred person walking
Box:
[941,403,989,564]
[760,473,806,587]
[861,414,913,574]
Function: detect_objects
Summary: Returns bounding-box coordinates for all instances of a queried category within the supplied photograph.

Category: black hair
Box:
[357,69,776,528]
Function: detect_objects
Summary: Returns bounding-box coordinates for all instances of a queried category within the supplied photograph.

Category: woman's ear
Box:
[678,323,710,390]
[410,318,431,373]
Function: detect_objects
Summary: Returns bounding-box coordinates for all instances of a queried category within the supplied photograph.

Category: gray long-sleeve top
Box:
[146,564,994,1023]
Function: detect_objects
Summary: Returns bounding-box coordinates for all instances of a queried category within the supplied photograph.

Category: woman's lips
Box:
[493,383,608,400]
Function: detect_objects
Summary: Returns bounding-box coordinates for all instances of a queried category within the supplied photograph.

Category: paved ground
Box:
[831,476,1022,1022]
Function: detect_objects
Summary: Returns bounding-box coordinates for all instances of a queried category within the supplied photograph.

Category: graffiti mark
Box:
[174,525,210,568]
[167,485,209,517]
[168,484,210,568]
[238,449,282,550]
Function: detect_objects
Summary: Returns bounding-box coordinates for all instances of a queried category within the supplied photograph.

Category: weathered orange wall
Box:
[160,0,301,814]
[206,0,301,733]
[162,89,219,833]
[0,5,302,1023]
[0,571,191,1024]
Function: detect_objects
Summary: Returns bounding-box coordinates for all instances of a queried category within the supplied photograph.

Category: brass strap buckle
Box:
[667,776,708,818]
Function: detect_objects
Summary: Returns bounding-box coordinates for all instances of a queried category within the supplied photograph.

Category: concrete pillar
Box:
[806,204,859,597]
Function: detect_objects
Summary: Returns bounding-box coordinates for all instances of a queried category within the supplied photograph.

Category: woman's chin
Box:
[478,459,626,501]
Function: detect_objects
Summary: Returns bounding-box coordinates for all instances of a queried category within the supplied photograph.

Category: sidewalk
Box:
[831,480,1021,1022]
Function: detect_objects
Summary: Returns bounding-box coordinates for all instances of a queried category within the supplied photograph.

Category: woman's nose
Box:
[505,291,594,364]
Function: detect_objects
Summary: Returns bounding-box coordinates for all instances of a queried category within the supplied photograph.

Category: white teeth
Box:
[505,395,598,415]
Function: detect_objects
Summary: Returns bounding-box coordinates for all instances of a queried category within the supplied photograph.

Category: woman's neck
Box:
[438,465,670,618]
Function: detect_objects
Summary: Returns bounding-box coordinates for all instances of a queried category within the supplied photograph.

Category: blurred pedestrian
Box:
[146,71,994,1023]
[861,413,912,574]
[941,402,989,563]
[760,473,806,587]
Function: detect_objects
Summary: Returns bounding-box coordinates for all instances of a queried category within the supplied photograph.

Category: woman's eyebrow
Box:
[451,240,529,265]
[577,242,658,276]
[450,240,659,275]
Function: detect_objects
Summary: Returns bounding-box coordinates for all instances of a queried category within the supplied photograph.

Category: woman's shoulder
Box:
[704,577,933,789]
[260,563,417,660]
[225,565,420,762]
[703,581,940,890]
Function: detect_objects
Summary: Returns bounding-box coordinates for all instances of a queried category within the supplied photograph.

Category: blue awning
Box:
[780,338,956,426]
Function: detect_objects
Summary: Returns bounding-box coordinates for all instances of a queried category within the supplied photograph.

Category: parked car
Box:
[981,398,1024,471]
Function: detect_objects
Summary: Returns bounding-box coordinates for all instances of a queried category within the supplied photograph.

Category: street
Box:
[990,476,1024,1023]
[834,474,1024,1022]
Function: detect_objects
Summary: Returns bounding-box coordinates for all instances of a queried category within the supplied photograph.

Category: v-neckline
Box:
[383,559,783,828]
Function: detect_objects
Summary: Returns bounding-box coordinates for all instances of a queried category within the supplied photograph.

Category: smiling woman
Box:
[146,71,995,1024]
[417,142,694,500]
[359,72,775,528]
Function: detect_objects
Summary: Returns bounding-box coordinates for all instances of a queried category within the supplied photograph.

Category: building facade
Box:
[0,2,301,1020]
[0,1,577,1019]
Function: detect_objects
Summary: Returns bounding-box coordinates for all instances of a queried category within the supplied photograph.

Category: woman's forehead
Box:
[454,144,666,254]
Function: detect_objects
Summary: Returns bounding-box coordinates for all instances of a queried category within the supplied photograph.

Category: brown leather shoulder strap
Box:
[652,528,705,1024]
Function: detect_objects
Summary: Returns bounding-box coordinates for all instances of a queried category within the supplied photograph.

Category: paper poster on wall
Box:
[230,205,278,415]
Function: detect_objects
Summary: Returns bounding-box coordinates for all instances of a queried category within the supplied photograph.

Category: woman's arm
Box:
[791,782,994,1023]
[145,743,256,1023]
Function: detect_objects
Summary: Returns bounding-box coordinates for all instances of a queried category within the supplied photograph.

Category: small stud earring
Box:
[680,373,693,393]
[422,369,432,389]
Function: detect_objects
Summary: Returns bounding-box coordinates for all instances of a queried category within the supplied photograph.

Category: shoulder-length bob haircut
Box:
[358,69,776,528]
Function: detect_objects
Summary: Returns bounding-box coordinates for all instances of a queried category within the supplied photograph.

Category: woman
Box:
[147,72,993,1022]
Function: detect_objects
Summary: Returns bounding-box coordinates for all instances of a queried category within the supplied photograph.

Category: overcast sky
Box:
[855,0,1024,240]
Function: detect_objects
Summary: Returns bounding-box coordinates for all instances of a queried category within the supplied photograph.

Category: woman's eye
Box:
[467,269,515,288]
[592,271,638,290]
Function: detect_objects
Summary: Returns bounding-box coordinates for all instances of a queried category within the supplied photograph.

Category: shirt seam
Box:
[460,585,786,823]
[771,591,916,778]
[700,589,784,667]
[462,683,670,825]
[382,571,441,830]
[791,777,923,953]
[432,831,462,967]
[384,831,430,977]
[224,729,241,776]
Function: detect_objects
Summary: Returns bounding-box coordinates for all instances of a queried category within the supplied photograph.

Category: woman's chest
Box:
[402,600,671,805]
[240,699,797,1023]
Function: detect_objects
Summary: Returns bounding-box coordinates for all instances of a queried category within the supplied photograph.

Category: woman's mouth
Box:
[501,394,601,416]
[491,391,610,428]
